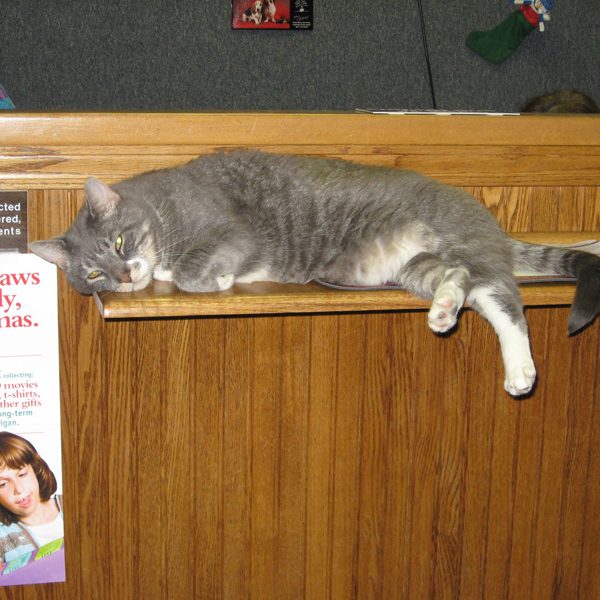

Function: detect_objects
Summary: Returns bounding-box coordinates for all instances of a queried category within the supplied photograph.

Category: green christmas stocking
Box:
[466,10,535,64]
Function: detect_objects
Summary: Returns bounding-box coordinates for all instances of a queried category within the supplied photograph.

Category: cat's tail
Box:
[510,238,600,335]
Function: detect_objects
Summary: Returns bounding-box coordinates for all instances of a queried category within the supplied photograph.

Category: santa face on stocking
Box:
[514,0,552,31]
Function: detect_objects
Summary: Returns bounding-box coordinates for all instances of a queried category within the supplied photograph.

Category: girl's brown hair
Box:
[0,432,57,524]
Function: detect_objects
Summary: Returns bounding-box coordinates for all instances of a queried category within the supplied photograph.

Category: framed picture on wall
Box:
[232,0,313,30]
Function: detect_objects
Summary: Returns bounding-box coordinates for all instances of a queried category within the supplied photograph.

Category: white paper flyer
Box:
[0,253,64,586]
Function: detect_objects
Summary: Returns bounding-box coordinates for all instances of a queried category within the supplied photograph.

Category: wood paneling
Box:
[54,310,593,600]
[3,114,600,599]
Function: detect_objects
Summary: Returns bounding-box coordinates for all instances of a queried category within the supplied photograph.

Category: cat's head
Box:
[29,178,157,294]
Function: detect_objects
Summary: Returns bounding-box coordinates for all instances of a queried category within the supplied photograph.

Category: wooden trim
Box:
[1,112,598,145]
[3,146,600,188]
[1,113,600,188]
[94,280,578,320]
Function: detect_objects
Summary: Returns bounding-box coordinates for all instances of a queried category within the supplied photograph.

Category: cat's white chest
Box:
[353,229,431,285]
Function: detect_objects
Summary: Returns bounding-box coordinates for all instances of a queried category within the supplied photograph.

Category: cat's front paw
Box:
[216,273,235,290]
[153,267,173,282]
[504,361,536,397]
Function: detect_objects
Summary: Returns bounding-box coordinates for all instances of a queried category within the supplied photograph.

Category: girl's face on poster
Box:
[0,464,41,519]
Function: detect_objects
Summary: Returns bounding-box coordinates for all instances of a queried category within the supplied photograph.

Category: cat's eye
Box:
[87,270,102,280]
[115,235,124,252]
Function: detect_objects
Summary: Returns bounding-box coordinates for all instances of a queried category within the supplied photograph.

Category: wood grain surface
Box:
[1,113,600,188]
[3,113,600,599]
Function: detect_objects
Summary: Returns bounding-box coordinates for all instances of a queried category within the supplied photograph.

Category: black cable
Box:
[416,0,437,109]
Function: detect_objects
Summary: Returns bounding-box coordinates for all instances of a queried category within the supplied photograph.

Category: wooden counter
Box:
[2,113,599,600]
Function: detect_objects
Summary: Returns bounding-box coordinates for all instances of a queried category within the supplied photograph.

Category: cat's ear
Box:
[84,177,120,218]
[28,238,70,270]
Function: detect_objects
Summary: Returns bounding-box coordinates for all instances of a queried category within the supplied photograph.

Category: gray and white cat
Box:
[29,150,600,397]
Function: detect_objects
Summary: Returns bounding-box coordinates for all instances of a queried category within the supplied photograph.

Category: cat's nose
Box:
[118,271,132,283]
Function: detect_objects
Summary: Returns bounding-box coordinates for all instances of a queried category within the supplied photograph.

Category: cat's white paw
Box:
[504,361,536,397]
[153,267,173,282]
[216,273,235,290]
[428,294,459,333]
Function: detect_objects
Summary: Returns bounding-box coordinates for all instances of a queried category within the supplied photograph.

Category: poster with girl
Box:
[0,252,64,586]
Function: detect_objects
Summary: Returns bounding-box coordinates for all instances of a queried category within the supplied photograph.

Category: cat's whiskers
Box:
[143,199,185,263]
[152,230,198,256]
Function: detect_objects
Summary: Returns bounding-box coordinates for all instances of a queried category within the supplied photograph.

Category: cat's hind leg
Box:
[468,282,536,397]
[400,252,535,396]
[398,252,471,334]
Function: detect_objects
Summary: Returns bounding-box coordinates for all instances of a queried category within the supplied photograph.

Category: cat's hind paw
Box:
[216,273,235,290]
[504,361,536,397]
[428,294,459,334]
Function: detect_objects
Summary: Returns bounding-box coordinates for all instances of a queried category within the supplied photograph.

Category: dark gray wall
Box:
[425,0,600,111]
[1,1,598,112]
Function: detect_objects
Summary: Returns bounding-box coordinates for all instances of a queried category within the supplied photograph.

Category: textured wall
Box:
[1,0,598,112]
[425,0,600,112]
